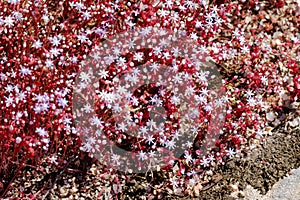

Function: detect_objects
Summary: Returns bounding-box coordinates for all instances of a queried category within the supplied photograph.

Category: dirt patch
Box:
[185,117,300,199]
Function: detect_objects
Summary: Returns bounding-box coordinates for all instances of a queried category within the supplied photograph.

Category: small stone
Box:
[194,183,203,196]
[59,186,69,198]
[266,111,276,121]
[230,183,239,191]
[71,187,78,194]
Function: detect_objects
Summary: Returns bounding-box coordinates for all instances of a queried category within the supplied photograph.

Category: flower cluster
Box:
[74,27,226,173]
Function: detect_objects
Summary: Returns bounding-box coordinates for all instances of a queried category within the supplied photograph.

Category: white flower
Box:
[127,74,139,85]
[232,28,240,39]
[207,154,215,163]
[36,127,48,137]
[57,98,68,108]
[139,126,148,135]
[195,94,207,104]
[5,84,14,93]
[173,130,182,140]
[148,150,156,158]
[205,12,215,23]
[133,52,144,62]
[247,97,257,107]
[170,95,180,105]
[16,137,22,144]
[185,86,195,96]
[112,47,121,56]
[90,116,103,127]
[261,76,268,85]
[19,66,32,76]
[35,94,44,102]
[4,16,14,28]
[146,119,157,131]
[63,117,72,125]
[146,134,155,144]
[95,28,107,37]
[187,170,196,177]
[184,0,195,8]
[245,90,254,97]
[80,140,93,152]
[200,156,210,167]
[164,0,173,8]
[186,141,193,148]
[82,104,92,113]
[225,148,236,158]
[221,95,230,103]
[149,95,159,105]
[184,152,193,163]
[200,88,209,96]
[42,14,50,24]
[8,0,20,5]
[195,20,204,29]
[239,36,246,45]
[117,57,126,66]
[5,96,14,107]
[149,62,159,72]
[172,73,182,84]
[241,45,250,54]
[98,69,109,79]
[41,102,49,111]
[49,36,61,46]
[137,151,148,161]
[117,122,128,132]
[131,96,139,106]
[34,104,43,114]
[69,56,78,63]
[111,154,120,164]
[75,2,85,11]
[160,38,169,46]
[32,40,43,49]
[112,104,122,113]
[214,98,223,107]
[170,177,178,187]
[49,155,58,165]
[165,139,176,150]
[102,92,117,104]
[45,59,54,69]
[87,137,96,145]
[190,32,198,40]
[179,4,187,11]
[189,178,196,186]
[15,111,23,120]
[163,51,171,59]
[77,34,88,43]
[190,125,199,135]
[82,11,91,20]
[41,138,50,144]
[203,104,213,112]
[153,46,162,55]
[256,129,265,138]
[157,9,170,17]
[79,72,91,82]
[50,47,61,57]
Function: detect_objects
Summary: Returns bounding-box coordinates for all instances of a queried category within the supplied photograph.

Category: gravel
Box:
[243,167,300,200]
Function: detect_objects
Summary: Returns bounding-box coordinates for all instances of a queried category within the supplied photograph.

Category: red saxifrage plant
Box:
[0,0,299,198]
